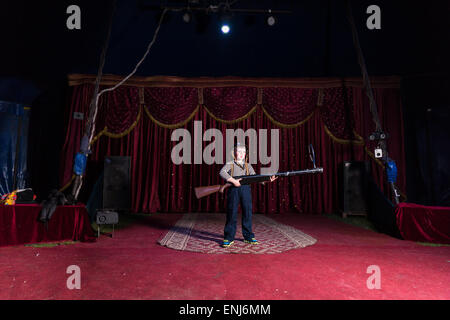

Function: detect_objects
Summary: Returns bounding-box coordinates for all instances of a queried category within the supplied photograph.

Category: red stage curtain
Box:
[395,203,450,244]
[0,204,96,247]
[60,76,406,215]
[320,86,359,142]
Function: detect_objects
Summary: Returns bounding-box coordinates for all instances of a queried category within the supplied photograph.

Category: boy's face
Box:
[235,147,246,161]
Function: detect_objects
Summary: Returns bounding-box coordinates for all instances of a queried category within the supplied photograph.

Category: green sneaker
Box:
[244,238,258,245]
[222,240,234,248]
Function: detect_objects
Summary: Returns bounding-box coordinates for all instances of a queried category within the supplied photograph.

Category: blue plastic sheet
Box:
[0,101,30,195]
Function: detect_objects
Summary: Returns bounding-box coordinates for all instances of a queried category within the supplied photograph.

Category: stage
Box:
[0,212,448,300]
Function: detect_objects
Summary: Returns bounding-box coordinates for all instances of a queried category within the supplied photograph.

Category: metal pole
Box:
[345,0,400,204]
[70,1,117,201]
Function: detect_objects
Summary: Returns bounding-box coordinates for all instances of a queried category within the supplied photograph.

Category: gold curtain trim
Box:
[261,106,316,128]
[59,174,75,192]
[90,128,108,146]
[144,104,200,129]
[90,105,143,145]
[323,125,365,145]
[203,105,257,124]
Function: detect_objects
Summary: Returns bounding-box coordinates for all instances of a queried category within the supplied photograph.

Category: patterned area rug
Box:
[158,213,317,254]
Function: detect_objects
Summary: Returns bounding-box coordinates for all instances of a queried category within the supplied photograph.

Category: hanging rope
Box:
[70,7,168,201]
[70,0,117,200]
[345,0,401,204]
[88,8,168,146]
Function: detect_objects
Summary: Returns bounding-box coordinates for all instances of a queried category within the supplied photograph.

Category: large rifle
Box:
[195,144,323,199]
[194,167,324,199]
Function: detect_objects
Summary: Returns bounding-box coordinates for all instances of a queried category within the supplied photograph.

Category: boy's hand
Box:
[262,175,278,185]
[228,178,242,187]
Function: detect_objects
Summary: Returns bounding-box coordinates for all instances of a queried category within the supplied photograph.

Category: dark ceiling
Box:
[0,0,449,102]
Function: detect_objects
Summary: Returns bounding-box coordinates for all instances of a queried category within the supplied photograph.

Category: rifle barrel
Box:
[234,168,323,184]
[276,168,323,177]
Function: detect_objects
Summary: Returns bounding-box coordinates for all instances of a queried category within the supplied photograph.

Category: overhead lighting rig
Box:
[138,1,292,29]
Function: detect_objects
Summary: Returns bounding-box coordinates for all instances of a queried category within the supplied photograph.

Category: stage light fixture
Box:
[182,11,191,23]
[221,24,230,34]
[220,10,232,34]
[267,9,276,26]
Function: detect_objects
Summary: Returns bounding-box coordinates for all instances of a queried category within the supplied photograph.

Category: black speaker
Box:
[103,156,131,210]
[367,176,402,239]
[340,161,371,217]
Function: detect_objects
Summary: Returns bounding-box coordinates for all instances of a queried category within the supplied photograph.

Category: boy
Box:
[219,143,277,248]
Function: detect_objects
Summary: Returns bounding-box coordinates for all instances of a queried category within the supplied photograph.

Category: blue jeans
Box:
[224,185,254,241]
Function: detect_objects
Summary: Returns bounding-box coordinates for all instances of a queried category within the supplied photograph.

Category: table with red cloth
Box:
[395,202,450,244]
[0,204,96,247]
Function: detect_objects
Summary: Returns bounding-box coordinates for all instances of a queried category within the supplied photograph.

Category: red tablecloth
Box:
[0,204,96,247]
[395,202,450,244]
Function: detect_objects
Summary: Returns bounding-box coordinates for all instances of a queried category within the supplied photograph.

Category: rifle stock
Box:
[194,183,232,199]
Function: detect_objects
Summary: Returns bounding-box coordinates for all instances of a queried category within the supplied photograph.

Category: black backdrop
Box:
[402,75,450,206]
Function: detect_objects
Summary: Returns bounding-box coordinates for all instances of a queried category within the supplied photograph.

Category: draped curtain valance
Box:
[75,73,397,145]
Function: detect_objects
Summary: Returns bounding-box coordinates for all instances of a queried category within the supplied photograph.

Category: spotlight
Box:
[267,15,276,26]
[182,11,191,23]
[221,24,230,34]
[219,9,232,35]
